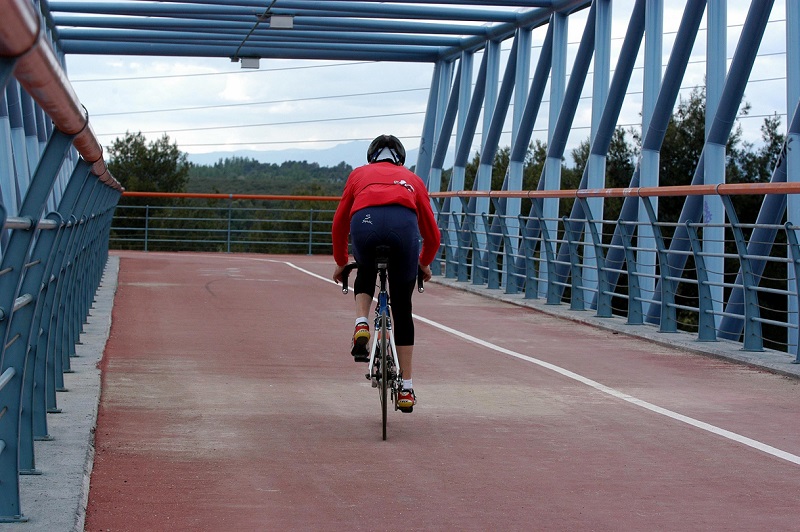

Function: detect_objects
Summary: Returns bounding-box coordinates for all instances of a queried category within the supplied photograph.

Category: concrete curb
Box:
[431,276,800,380]
[2,255,119,531]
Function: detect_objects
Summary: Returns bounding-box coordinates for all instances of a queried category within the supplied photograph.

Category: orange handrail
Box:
[0,0,122,191]
[430,181,800,200]
[122,182,800,203]
[121,191,341,202]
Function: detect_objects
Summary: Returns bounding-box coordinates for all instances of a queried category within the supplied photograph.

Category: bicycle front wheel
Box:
[379,315,389,440]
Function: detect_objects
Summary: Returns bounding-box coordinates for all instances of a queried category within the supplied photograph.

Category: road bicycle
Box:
[341,245,423,440]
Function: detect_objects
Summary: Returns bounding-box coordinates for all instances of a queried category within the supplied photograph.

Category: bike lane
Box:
[86,252,800,531]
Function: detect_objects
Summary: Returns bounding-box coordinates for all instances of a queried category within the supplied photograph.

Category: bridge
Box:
[1,0,799,528]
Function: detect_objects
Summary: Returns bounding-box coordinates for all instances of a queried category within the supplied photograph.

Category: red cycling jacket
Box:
[332,162,441,267]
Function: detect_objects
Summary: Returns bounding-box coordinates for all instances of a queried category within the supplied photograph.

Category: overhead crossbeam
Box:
[47,0,592,62]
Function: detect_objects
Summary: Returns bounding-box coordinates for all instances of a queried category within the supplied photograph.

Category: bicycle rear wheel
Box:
[379,315,388,440]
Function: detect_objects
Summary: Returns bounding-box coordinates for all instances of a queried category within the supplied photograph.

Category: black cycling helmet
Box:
[367,134,406,166]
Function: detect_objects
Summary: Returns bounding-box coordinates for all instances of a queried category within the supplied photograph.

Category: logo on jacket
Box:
[362,214,373,224]
[394,179,415,192]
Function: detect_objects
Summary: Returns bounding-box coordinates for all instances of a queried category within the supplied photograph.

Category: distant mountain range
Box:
[186,141,376,169]
[185,140,450,169]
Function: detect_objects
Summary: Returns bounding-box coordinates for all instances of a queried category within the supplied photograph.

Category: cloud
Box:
[64,0,791,168]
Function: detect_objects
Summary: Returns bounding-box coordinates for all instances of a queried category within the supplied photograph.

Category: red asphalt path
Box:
[86,251,800,531]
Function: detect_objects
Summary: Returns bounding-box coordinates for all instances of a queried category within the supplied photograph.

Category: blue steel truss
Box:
[1,0,800,522]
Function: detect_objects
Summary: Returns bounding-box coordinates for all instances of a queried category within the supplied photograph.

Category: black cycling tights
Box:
[350,204,421,347]
[354,268,416,346]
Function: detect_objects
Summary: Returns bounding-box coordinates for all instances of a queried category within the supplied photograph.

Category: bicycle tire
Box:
[380,314,389,440]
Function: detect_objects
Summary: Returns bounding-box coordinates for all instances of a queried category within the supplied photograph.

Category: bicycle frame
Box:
[367,263,403,386]
[339,253,423,439]
[366,284,403,392]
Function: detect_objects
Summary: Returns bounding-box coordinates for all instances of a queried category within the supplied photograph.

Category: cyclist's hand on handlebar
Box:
[333,263,346,284]
[419,263,432,283]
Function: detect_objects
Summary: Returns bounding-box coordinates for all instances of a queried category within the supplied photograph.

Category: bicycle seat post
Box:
[375,245,390,291]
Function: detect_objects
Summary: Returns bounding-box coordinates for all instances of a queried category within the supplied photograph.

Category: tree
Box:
[107,132,190,249]
[563,127,635,221]
[735,113,785,184]
[107,131,190,204]
[638,86,753,222]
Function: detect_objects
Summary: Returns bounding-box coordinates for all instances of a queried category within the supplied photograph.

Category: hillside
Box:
[187,156,351,196]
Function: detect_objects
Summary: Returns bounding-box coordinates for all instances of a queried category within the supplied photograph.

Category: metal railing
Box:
[431,182,800,362]
[1,0,121,522]
[110,183,800,363]
[111,193,338,254]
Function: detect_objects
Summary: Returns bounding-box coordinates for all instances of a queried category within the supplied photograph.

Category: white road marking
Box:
[413,315,800,466]
[258,258,800,466]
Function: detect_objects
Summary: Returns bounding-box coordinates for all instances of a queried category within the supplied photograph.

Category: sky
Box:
[62,0,792,169]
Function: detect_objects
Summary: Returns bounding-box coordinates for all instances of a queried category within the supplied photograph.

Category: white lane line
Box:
[414,315,800,466]
[266,258,800,466]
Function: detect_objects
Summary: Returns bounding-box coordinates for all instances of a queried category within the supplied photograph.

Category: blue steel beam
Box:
[423,58,455,276]
[444,51,473,224]
[539,10,569,298]
[581,0,611,297]
[469,38,505,284]
[637,0,664,306]
[542,4,596,162]
[52,14,494,36]
[704,0,727,328]
[49,1,521,23]
[50,0,593,61]
[507,23,553,292]
[509,23,553,164]
[428,61,461,269]
[163,0,557,6]
[504,27,531,224]
[60,41,444,62]
[480,36,520,286]
[645,0,775,324]
[6,83,29,207]
[589,0,707,311]
[430,63,461,176]
[468,42,501,284]
[531,4,595,296]
[551,0,646,299]
[717,99,800,341]
[788,0,800,355]
[55,28,466,48]
[416,60,447,186]
[53,14,489,38]
[453,53,488,169]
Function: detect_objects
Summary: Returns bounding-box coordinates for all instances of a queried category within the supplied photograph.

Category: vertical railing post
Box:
[685,220,717,342]
[499,213,519,296]
[618,221,643,325]
[444,211,458,279]
[721,195,763,351]
[307,208,314,255]
[578,198,611,317]
[641,196,678,333]
[784,222,800,363]
[519,215,539,300]
[528,197,559,304]
[456,198,471,282]
[562,216,585,311]
[144,205,149,252]
[485,209,500,290]
[226,196,233,253]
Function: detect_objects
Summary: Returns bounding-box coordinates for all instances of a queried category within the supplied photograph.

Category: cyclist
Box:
[332,134,441,412]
